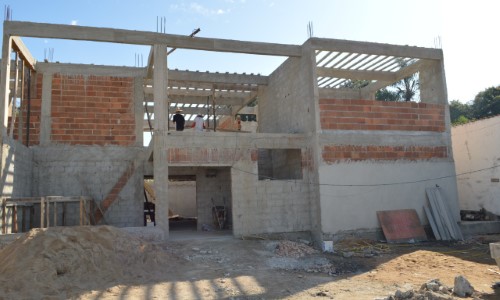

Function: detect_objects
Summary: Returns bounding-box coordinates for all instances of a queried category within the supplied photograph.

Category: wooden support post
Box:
[62,202,67,226]
[79,198,83,226]
[9,51,19,138]
[29,205,34,230]
[21,206,26,232]
[18,62,24,142]
[53,202,57,227]
[46,198,50,228]
[40,197,45,228]
[1,198,5,234]
[12,205,17,233]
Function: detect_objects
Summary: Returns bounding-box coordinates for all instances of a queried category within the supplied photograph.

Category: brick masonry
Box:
[322,145,448,163]
[319,99,445,132]
[50,74,135,146]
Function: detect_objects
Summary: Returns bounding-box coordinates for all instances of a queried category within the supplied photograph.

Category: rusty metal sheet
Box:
[377,209,428,243]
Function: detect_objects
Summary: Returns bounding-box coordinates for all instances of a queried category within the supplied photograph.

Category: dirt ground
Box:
[0,226,499,300]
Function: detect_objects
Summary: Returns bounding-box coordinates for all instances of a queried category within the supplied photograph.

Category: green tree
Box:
[375,88,399,101]
[340,79,370,89]
[471,86,500,119]
[376,59,419,102]
[449,100,472,124]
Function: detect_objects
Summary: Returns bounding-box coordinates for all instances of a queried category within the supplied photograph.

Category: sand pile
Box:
[0,226,172,299]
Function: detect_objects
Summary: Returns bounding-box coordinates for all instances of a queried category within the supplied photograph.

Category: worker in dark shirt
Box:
[172,107,185,131]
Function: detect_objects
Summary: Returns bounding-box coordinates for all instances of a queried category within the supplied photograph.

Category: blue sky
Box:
[0,0,498,103]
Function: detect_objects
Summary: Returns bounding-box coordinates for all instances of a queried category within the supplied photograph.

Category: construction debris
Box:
[275,240,318,258]
[380,276,476,299]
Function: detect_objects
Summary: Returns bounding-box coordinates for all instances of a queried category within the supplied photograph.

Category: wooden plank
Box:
[53,202,57,227]
[11,36,36,70]
[12,205,17,233]
[424,205,441,240]
[1,198,6,234]
[40,197,45,228]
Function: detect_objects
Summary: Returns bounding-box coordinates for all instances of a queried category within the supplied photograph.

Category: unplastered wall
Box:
[258,55,316,134]
[231,159,312,236]
[32,145,143,227]
[196,168,231,230]
[168,181,196,218]
[452,117,500,215]
[0,138,34,233]
[1,138,33,198]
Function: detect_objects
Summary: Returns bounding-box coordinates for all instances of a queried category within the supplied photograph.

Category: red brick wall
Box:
[51,74,135,146]
[322,145,448,163]
[319,99,445,132]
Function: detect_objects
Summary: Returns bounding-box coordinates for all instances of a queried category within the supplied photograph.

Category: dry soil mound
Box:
[0,226,172,299]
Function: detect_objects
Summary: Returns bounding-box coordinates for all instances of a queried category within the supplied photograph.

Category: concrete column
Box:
[40,73,53,146]
[134,77,144,146]
[152,44,169,238]
[302,42,323,245]
[0,34,12,138]
[419,60,448,105]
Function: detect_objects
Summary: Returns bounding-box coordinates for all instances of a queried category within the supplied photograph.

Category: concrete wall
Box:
[452,116,500,214]
[166,132,312,236]
[196,167,231,230]
[1,137,33,198]
[168,166,232,231]
[32,145,143,227]
[258,56,316,134]
[319,161,458,235]
[168,181,196,218]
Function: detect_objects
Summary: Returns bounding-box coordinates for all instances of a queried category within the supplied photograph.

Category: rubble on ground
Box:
[275,240,318,258]
[380,276,478,300]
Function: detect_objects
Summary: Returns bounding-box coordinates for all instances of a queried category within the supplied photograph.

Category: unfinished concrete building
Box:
[0,21,459,244]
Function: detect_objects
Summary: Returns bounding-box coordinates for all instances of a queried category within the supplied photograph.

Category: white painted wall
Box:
[452,116,500,214]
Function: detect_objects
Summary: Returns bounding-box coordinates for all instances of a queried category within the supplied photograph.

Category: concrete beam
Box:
[144,95,245,106]
[144,86,255,98]
[6,21,302,57]
[36,62,145,77]
[145,106,232,116]
[168,70,268,85]
[360,60,429,98]
[309,38,443,60]
[316,67,395,81]
[11,37,36,70]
